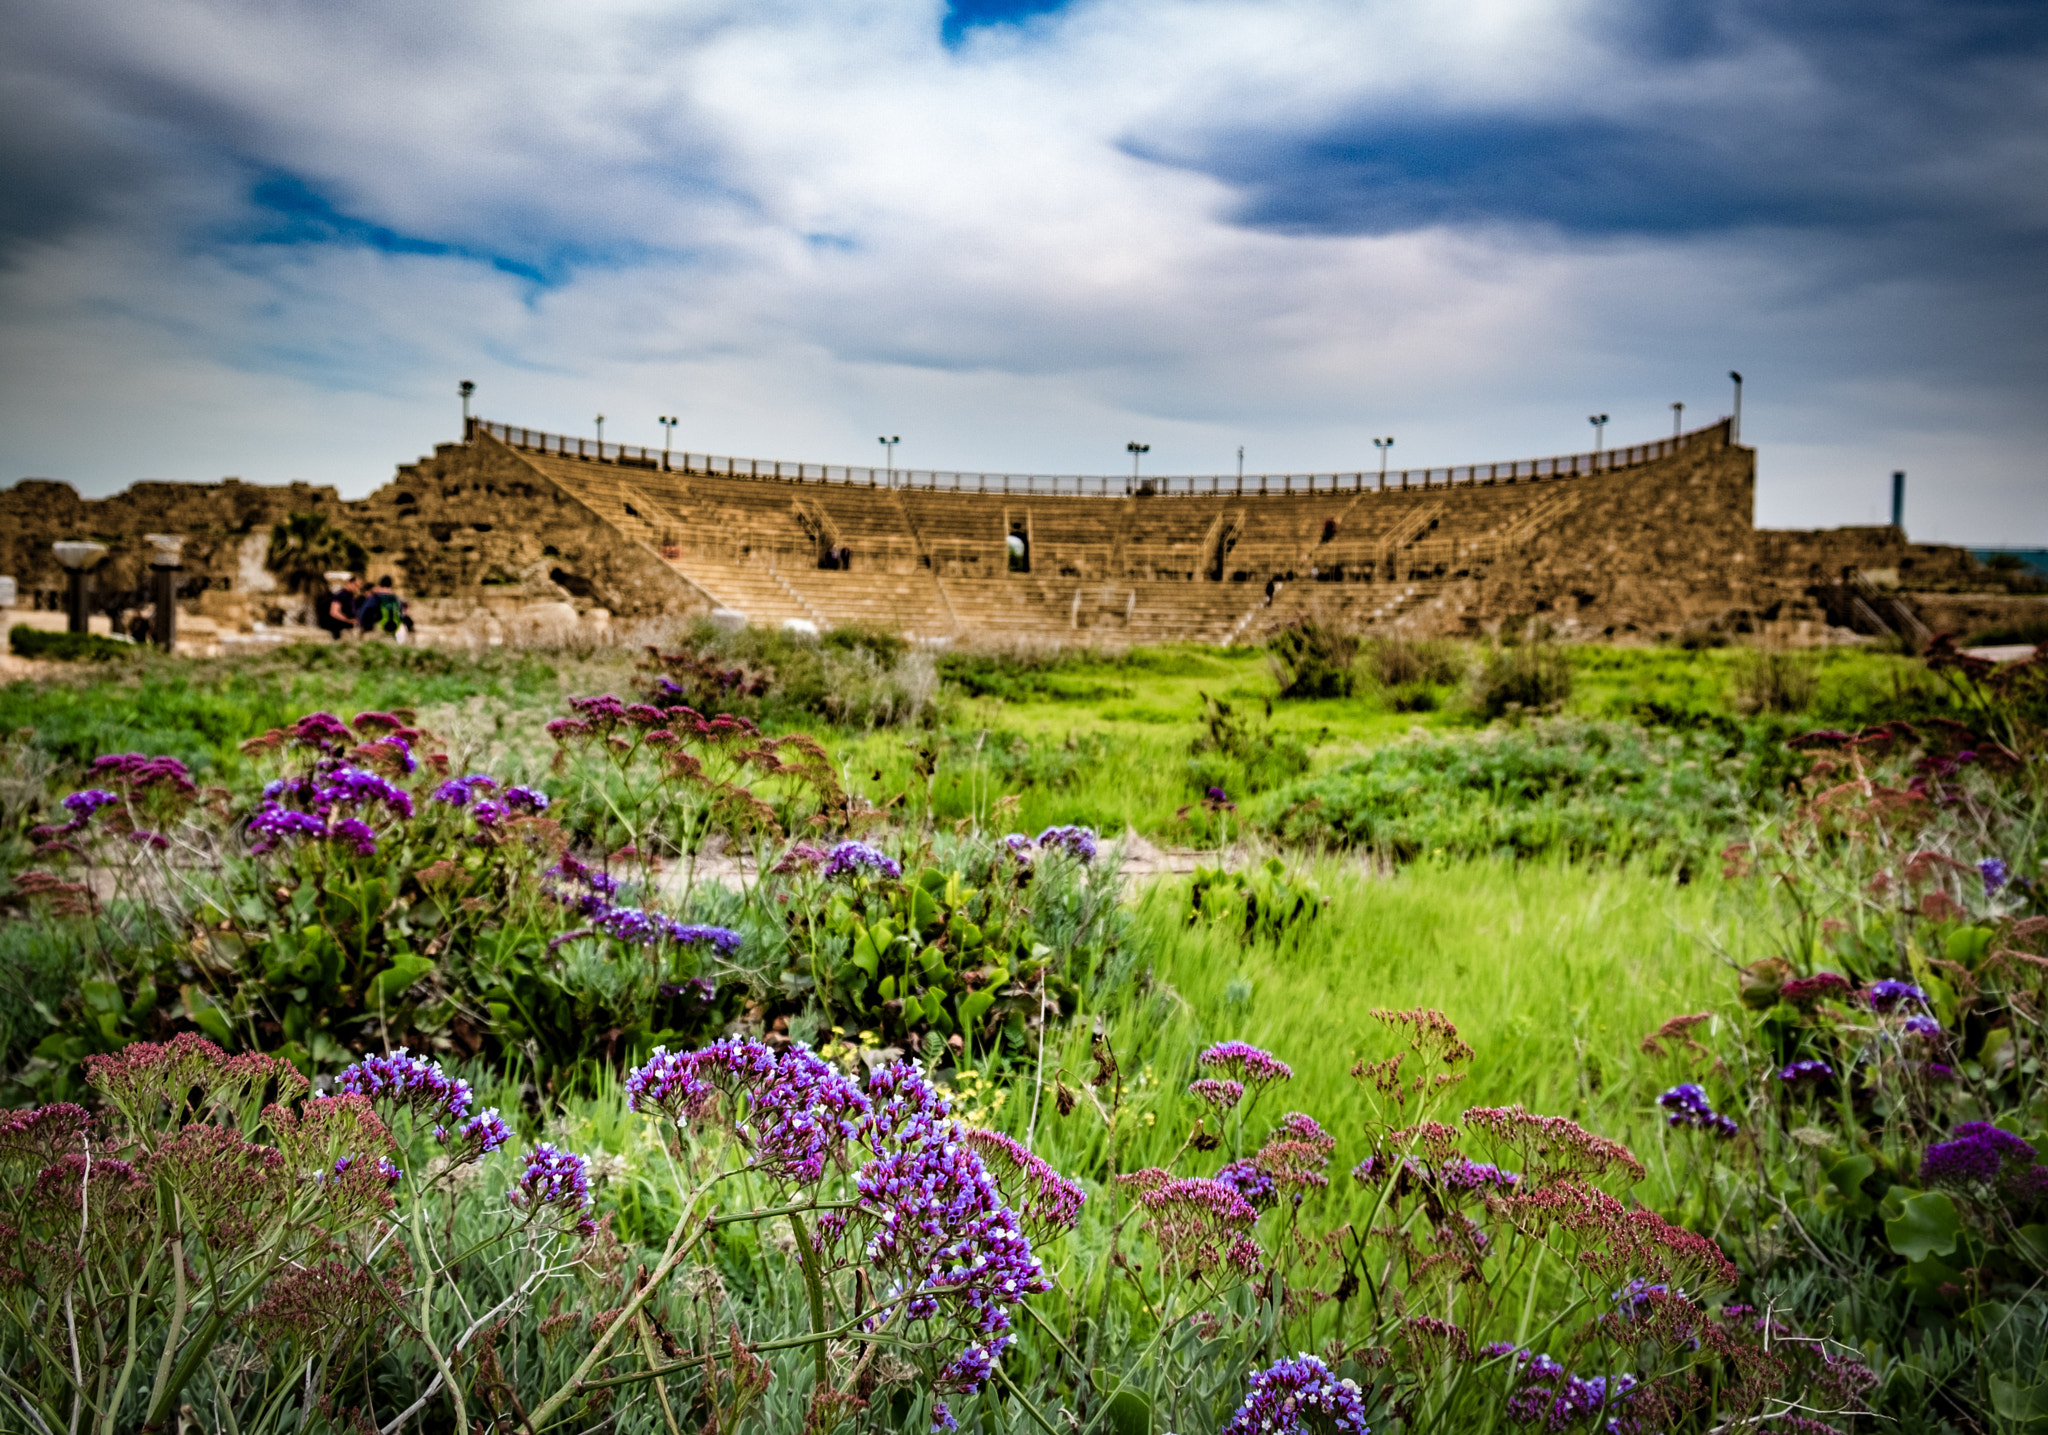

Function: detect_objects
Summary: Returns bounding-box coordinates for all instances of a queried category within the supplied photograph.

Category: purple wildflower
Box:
[626,1038,870,1183]
[1034,824,1098,863]
[505,785,550,813]
[331,818,377,856]
[509,1143,593,1227]
[62,789,119,819]
[1500,1350,1639,1428]
[334,1049,474,1124]
[1198,1041,1294,1088]
[1215,1159,1277,1208]
[1000,833,1035,860]
[1980,858,2010,896]
[1902,1014,1943,1039]
[1866,980,1929,1013]
[431,774,497,807]
[1777,1059,1833,1087]
[1189,1077,1245,1112]
[1436,1159,1523,1193]
[930,1401,957,1433]
[960,1128,1088,1240]
[857,1062,1049,1388]
[1222,1354,1371,1435]
[471,800,506,827]
[1921,1123,2039,1194]
[436,1108,513,1162]
[1657,1083,1738,1138]
[822,841,902,882]
[90,753,197,794]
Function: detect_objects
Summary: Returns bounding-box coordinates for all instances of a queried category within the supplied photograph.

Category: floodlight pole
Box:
[879,435,899,486]
[1127,441,1149,494]
[459,380,476,439]
[1671,401,1684,438]
[1728,371,1743,442]
[1373,436,1394,491]
[658,415,679,471]
[1588,414,1609,463]
[594,415,605,454]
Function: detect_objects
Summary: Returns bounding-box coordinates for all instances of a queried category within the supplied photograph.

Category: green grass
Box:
[1001,855,1757,1218]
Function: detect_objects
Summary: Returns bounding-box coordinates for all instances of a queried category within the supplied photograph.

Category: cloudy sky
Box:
[2,0,2043,541]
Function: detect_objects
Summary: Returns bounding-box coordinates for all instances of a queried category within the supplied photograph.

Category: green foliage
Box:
[8,624,137,661]
[1187,692,1312,794]
[264,510,367,596]
[1364,637,1466,689]
[1474,641,1573,716]
[1266,618,1358,699]
[1733,649,1820,713]
[1266,718,1751,866]
[1186,856,1327,948]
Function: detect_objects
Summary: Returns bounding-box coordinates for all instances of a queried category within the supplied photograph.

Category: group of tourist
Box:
[317,573,415,642]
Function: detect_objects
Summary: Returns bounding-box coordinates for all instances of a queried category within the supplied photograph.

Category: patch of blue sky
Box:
[941,0,1075,48]
[233,174,617,288]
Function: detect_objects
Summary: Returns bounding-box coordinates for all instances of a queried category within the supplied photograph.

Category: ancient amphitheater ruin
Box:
[4,416,2032,651]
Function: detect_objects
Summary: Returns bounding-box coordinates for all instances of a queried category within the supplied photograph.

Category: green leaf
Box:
[1990,1378,2048,1425]
[367,954,434,1006]
[81,979,123,1016]
[1824,1154,1877,1218]
[2013,1224,2048,1270]
[126,978,159,1023]
[850,927,882,978]
[959,989,996,1030]
[919,945,947,976]
[909,886,941,932]
[181,985,233,1044]
[1886,1190,1963,1262]
[899,992,923,1024]
[879,975,897,1000]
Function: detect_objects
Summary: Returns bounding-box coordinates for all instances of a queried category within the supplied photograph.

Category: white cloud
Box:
[1,0,2042,548]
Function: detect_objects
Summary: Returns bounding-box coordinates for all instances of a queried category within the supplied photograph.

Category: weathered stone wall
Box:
[0,477,338,615]
[1463,428,1757,639]
[344,440,710,620]
[5,421,2012,646]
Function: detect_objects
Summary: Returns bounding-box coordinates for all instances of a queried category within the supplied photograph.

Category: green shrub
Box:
[1968,617,2048,648]
[1267,618,1358,699]
[1265,718,1752,865]
[8,625,137,662]
[1365,637,1465,688]
[1474,642,1572,716]
[1734,649,1820,714]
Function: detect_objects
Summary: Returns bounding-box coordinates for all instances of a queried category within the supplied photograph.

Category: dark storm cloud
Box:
[1131,0,2048,250]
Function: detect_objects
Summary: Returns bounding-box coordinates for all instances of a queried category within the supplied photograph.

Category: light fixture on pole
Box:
[1728,372,1743,441]
[1126,441,1150,494]
[594,414,605,451]
[1373,436,1394,490]
[878,435,900,486]
[1588,414,1609,461]
[1671,401,1684,438]
[1237,445,1244,481]
[145,534,185,652]
[658,415,679,471]
[50,541,107,636]
[459,380,476,436]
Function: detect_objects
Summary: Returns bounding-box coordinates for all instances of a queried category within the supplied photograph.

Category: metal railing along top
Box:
[470,417,1731,500]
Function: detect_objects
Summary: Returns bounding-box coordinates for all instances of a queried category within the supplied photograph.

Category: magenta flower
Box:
[1198,1041,1294,1088]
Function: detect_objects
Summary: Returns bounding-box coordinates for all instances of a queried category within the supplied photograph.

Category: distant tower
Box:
[1891,471,1906,532]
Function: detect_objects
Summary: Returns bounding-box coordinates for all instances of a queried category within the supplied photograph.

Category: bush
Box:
[1365,637,1465,688]
[1474,642,1572,717]
[1267,618,1358,699]
[1266,719,1752,865]
[1968,617,2048,648]
[1733,649,1819,714]
[8,625,137,662]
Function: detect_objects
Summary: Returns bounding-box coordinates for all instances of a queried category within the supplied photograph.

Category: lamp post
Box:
[51,541,107,635]
[594,415,605,453]
[658,415,679,471]
[1671,401,1684,438]
[145,534,184,651]
[1126,441,1150,494]
[1588,414,1609,462]
[879,435,900,486]
[1891,471,1906,532]
[1728,371,1743,442]
[459,380,476,438]
[1237,446,1244,481]
[1373,436,1394,490]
